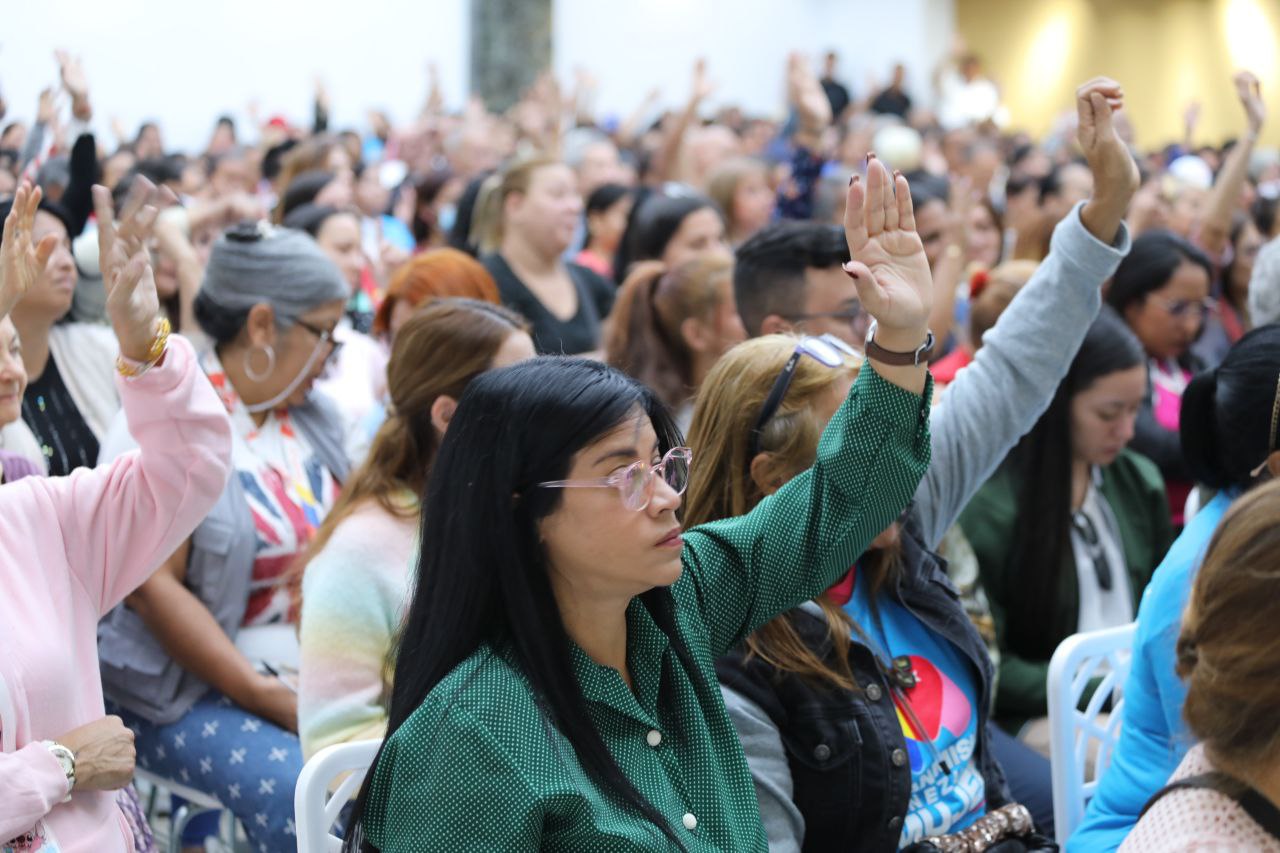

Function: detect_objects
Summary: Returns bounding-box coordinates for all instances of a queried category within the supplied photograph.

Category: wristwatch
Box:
[864,320,935,367]
[40,741,76,799]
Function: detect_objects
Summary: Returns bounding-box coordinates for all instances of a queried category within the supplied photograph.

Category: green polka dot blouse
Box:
[363,365,933,851]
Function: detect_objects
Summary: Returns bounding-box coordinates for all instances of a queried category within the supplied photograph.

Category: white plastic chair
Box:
[294,739,381,852]
[1046,622,1136,844]
[133,767,234,853]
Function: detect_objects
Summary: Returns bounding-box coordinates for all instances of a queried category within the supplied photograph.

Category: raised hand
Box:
[690,58,715,105]
[1076,77,1139,243]
[0,183,60,320]
[788,52,832,134]
[55,50,88,100]
[92,177,174,363]
[1235,71,1265,136]
[843,155,933,345]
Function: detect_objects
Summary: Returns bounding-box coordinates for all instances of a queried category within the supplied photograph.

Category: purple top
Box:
[0,449,42,484]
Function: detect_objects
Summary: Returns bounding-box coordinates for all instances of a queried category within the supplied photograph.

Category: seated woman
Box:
[0,194,117,476]
[701,84,1141,845]
[575,183,633,278]
[1,180,231,853]
[284,203,389,453]
[695,79,1137,850]
[373,247,500,343]
[0,312,39,483]
[613,191,730,284]
[1106,230,1213,524]
[1070,323,1280,852]
[929,260,1038,389]
[708,157,776,247]
[97,223,352,852]
[960,309,1174,740]
[1119,479,1280,852]
[341,153,934,851]
[297,299,534,759]
[478,156,615,356]
[605,256,746,432]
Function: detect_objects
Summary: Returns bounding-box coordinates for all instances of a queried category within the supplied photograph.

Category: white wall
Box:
[1,0,952,153]
[554,0,955,123]
[1,0,470,152]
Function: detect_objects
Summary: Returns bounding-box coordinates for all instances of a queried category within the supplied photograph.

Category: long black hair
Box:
[1181,324,1280,491]
[1005,308,1147,658]
[343,357,700,851]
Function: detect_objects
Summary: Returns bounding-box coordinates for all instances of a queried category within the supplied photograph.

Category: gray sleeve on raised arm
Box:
[914,202,1132,547]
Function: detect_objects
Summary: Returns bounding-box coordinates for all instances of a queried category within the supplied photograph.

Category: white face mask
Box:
[243,331,332,414]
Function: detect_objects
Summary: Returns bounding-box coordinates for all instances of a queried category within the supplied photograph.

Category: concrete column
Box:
[470,0,552,112]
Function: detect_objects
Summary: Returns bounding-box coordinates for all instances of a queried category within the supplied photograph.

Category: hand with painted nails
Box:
[842,155,933,352]
[92,177,175,363]
[0,182,60,321]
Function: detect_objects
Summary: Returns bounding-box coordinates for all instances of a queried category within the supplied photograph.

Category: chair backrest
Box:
[295,739,381,852]
[1047,621,1136,844]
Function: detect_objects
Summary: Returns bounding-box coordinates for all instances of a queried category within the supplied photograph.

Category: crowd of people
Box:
[1,39,1279,853]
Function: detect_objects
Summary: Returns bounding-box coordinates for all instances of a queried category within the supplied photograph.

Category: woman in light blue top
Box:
[1070,323,1280,851]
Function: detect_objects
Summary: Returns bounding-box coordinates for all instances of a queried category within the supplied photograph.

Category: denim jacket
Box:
[717,510,1011,852]
[98,393,349,724]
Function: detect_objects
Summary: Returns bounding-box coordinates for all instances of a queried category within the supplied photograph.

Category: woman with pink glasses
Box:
[342,157,936,851]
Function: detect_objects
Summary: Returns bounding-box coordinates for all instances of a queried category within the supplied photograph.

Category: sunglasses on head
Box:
[747,334,861,463]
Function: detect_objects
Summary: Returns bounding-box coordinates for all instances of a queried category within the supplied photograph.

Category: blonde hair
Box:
[685,335,870,690]
[472,155,561,254]
[707,157,768,237]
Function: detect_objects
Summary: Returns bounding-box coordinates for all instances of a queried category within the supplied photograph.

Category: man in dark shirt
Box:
[870,63,913,118]
[819,51,852,123]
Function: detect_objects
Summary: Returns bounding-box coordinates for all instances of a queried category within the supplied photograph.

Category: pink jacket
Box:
[0,335,231,852]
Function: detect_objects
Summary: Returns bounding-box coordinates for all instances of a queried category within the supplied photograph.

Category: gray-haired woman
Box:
[96,222,352,851]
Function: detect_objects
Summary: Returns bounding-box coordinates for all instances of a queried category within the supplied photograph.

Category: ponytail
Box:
[1180,370,1224,488]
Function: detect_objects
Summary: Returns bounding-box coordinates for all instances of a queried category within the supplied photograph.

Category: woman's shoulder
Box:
[1107,449,1167,493]
[51,321,116,351]
[957,461,1020,531]
[391,646,553,759]
[1122,745,1280,853]
[305,503,416,582]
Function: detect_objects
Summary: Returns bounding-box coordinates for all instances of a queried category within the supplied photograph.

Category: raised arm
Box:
[1197,72,1265,259]
[682,157,934,655]
[17,179,232,613]
[915,77,1139,546]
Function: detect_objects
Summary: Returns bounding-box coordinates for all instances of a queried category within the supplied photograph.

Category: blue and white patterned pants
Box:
[110,692,302,853]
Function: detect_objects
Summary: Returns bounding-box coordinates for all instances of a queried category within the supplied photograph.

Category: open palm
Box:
[0,183,58,319]
[842,156,933,334]
[93,177,171,362]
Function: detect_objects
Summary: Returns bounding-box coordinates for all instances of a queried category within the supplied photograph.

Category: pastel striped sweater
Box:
[298,500,417,759]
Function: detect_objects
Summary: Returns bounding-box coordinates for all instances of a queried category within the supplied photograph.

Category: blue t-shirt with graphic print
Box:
[844,570,986,846]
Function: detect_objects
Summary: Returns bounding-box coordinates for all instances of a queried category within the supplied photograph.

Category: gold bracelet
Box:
[116,316,172,378]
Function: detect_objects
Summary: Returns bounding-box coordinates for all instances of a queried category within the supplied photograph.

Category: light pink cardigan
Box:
[0,335,231,852]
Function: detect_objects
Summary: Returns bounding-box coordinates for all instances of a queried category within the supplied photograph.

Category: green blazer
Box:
[959,449,1174,729]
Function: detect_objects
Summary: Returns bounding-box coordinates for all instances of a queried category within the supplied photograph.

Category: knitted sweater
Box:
[297,498,417,759]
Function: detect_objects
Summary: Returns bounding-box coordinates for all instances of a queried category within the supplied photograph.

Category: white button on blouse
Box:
[682,813,697,830]
[646,729,662,747]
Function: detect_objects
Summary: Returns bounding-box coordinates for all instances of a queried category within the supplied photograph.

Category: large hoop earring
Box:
[243,344,276,382]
